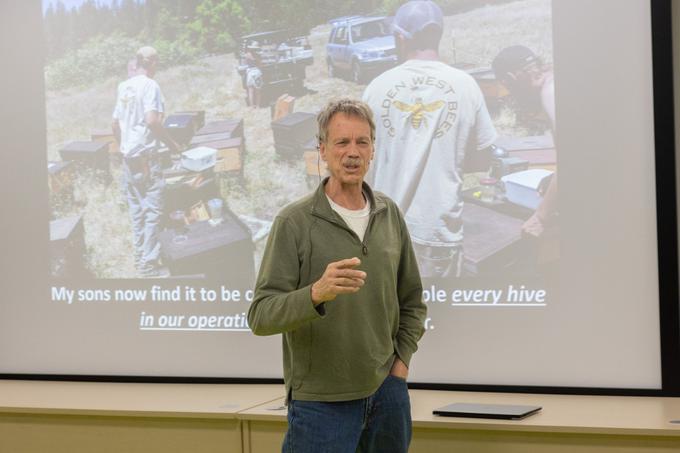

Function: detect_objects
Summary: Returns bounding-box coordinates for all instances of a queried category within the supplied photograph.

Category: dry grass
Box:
[442,0,552,67]
[46,0,552,278]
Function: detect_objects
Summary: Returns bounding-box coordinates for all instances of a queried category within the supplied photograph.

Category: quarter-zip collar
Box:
[311,178,387,257]
[311,177,386,225]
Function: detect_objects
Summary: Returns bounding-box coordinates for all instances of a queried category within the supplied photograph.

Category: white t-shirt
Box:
[326,195,371,242]
[246,66,263,89]
[112,74,165,156]
[541,73,556,130]
[363,59,497,246]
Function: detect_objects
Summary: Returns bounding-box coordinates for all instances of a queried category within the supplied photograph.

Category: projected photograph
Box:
[44,0,556,282]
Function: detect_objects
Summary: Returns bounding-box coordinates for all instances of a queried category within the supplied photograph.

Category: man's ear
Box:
[319,141,327,161]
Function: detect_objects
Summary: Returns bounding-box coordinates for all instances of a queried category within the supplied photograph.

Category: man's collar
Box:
[311,177,385,220]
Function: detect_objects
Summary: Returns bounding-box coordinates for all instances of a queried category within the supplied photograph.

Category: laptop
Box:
[433,402,542,420]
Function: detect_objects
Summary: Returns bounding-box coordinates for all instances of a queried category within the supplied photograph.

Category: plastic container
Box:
[181,146,217,172]
[501,169,553,209]
[207,198,223,220]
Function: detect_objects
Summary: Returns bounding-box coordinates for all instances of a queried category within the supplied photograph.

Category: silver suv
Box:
[326,16,397,84]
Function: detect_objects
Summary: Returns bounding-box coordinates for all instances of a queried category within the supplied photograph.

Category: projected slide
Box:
[24,0,662,388]
[45,0,555,311]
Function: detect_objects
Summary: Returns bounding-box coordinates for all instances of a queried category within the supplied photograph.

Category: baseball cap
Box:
[393,1,444,40]
[492,45,539,78]
[136,46,158,61]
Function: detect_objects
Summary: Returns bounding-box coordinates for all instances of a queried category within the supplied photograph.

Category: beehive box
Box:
[159,207,255,283]
[494,134,556,170]
[50,215,86,278]
[195,118,244,139]
[189,132,233,146]
[90,128,119,154]
[272,94,295,121]
[47,160,75,197]
[175,110,205,131]
[205,137,245,177]
[58,141,111,181]
[164,113,197,146]
[271,112,316,159]
[163,168,220,214]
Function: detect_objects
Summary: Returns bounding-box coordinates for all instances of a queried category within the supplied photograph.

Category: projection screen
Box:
[0,0,671,391]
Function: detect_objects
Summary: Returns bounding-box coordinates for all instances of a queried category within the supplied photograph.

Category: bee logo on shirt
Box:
[375,75,458,138]
[393,98,445,129]
[120,87,136,110]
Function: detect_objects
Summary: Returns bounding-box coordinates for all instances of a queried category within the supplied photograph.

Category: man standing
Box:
[492,45,557,238]
[244,49,263,107]
[248,99,426,452]
[491,45,555,129]
[112,46,179,277]
[362,0,497,278]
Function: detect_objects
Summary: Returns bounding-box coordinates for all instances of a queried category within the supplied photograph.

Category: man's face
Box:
[501,63,542,93]
[320,113,373,187]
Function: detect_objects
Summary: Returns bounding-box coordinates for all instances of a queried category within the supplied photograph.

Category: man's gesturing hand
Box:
[311,257,366,305]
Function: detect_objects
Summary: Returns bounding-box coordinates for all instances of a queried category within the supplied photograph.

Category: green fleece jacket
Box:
[248,179,426,401]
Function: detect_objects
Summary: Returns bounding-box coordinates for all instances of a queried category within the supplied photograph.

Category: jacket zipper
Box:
[361,214,376,256]
[312,211,376,256]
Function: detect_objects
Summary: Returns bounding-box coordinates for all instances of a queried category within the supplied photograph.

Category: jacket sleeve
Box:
[248,215,324,336]
[394,211,427,368]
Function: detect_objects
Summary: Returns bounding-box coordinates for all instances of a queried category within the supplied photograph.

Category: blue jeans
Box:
[123,157,164,272]
[283,374,411,453]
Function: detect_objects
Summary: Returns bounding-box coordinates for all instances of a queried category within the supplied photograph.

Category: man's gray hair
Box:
[317,98,376,146]
[136,46,158,70]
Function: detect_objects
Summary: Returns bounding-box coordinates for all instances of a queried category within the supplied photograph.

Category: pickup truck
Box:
[236,30,314,106]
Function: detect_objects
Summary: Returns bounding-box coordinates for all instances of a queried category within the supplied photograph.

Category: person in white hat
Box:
[112,46,179,277]
[363,0,498,278]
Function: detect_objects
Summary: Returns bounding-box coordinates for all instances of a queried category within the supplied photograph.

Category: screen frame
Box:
[0,0,678,397]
